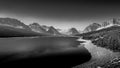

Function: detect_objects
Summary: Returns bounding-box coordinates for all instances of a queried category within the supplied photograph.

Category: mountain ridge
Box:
[0,18,50,37]
[1,17,120,37]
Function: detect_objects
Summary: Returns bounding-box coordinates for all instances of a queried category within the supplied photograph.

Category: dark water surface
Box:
[0,37,91,68]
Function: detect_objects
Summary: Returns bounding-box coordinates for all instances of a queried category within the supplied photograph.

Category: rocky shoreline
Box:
[74,38,120,68]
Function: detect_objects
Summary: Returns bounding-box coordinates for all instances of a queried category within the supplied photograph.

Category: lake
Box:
[0,37,91,68]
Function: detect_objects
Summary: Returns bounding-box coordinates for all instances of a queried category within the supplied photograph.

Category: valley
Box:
[0,17,120,68]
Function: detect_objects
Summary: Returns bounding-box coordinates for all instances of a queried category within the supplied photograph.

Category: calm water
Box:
[0,37,91,68]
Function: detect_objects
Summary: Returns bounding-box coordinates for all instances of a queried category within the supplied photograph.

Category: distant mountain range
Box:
[29,23,63,36]
[1,17,120,37]
[0,18,50,37]
[1,17,120,68]
[0,17,81,37]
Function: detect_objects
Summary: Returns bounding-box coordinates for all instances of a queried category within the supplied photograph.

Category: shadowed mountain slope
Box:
[0,18,49,37]
[47,26,61,35]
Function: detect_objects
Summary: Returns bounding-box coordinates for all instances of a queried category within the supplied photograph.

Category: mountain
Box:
[57,28,80,36]
[67,28,80,35]
[76,25,120,68]
[29,23,63,36]
[0,18,48,37]
[29,23,47,33]
[57,29,67,34]
[97,22,113,30]
[84,23,101,33]
[0,18,30,30]
[83,18,120,33]
[41,25,50,31]
[47,26,61,35]
[57,29,70,36]
[97,18,120,30]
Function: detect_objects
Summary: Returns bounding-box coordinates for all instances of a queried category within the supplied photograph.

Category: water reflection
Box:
[0,37,91,68]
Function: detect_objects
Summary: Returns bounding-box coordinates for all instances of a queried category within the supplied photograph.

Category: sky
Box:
[0,0,120,30]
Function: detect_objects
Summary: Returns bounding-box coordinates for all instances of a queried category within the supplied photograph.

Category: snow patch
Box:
[97,23,120,30]
[97,24,114,30]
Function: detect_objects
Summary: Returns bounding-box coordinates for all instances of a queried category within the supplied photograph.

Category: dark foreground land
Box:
[0,37,91,68]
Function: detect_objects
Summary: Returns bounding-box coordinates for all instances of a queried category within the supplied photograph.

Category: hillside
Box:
[0,18,50,37]
[74,25,120,68]
[84,23,101,32]
[0,25,49,37]
[76,25,120,51]
[47,26,62,36]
